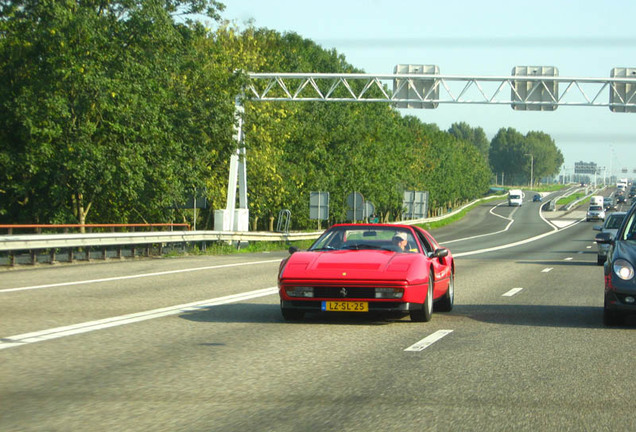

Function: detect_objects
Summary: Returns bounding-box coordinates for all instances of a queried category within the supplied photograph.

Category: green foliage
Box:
[489,127,563,186]
[448,122,490,161]
[532,184,566,193]
[0,0,232,224]
[556,192,585,206]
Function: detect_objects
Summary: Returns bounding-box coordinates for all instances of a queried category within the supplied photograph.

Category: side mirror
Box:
[288,246,298,255]
[593,225,602,231]
[433,247,449,258]
[595,232,614,244]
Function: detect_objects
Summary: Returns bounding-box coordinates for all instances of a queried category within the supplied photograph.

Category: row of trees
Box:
[449,122,564,186]
[490,128,564,185]
[0,1,562,231]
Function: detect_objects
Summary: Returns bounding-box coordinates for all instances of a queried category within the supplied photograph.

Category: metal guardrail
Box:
[0,230,326,267]
[0,195,504,266]
[533,185,589,213]
[562,187,602,211]
[0,230,324,253]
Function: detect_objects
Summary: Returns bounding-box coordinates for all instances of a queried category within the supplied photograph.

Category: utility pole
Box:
[525,154,534,188]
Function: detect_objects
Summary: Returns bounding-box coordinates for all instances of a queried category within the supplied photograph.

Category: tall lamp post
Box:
[525,153,534,188]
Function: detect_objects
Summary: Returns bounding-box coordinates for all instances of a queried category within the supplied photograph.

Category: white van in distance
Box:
[590,196,604,206]
[508,189,523,206]
[617,178,628,191]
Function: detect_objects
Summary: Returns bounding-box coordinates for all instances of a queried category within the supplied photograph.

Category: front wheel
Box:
[603,308,622,326]
[603,298,622,326]
[410,271,434,322]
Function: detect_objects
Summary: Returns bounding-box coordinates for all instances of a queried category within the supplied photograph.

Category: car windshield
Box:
[589,205,603,211]
[621,212,636,241]
[310,226,420,253]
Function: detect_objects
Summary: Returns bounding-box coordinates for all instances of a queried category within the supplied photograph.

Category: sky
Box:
[216,0,636,180]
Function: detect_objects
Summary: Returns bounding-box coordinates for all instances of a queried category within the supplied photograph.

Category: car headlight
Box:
[613,259,635,280]
[285,286,314,297]
[375,287,404,299]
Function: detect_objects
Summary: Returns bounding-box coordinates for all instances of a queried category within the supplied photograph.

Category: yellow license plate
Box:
[322,301,369,312]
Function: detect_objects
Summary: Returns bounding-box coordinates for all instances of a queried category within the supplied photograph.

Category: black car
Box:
[604,197,617,211]
[596,203,636,325]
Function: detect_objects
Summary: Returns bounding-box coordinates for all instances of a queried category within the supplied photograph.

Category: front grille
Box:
[313,286,375,299]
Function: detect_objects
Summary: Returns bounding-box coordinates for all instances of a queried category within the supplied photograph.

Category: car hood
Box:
[281,250,419,282]
[614,240,636,264]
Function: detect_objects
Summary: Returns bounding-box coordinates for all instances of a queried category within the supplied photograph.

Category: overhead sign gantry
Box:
[245,66,636,110]
[215,66,636,232]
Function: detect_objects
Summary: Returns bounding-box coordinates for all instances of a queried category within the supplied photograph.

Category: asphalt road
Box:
[2,193,636,431]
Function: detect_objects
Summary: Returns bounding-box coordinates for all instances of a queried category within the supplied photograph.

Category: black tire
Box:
[603,308,622,326]
[281,307,304,321]
[603,298,622,326]
[597,256,605,266]
[435,271,454,312]
[410,270,434,322]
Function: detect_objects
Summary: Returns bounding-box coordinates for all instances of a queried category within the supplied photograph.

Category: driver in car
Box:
[392,232,409,252]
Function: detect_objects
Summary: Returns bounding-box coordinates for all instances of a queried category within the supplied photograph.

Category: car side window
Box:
[607,216,624,230]
[416,231,433,254]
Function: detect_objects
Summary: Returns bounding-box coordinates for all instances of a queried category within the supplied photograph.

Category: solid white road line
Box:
[542,268,553,273]
[502,288,523,297]
[0,259,282,293]
[404,329,453,352]
[442,203,514,245]
[0,287,278,350]
[451,199,585,257]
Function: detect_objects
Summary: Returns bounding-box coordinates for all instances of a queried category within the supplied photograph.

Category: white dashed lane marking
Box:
[503,288,523,297]
[404,330,453,352]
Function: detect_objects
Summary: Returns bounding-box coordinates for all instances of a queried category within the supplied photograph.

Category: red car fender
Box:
[431,260,453,299]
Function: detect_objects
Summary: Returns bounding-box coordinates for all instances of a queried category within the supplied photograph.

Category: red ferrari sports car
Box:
[278,223,454,322]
